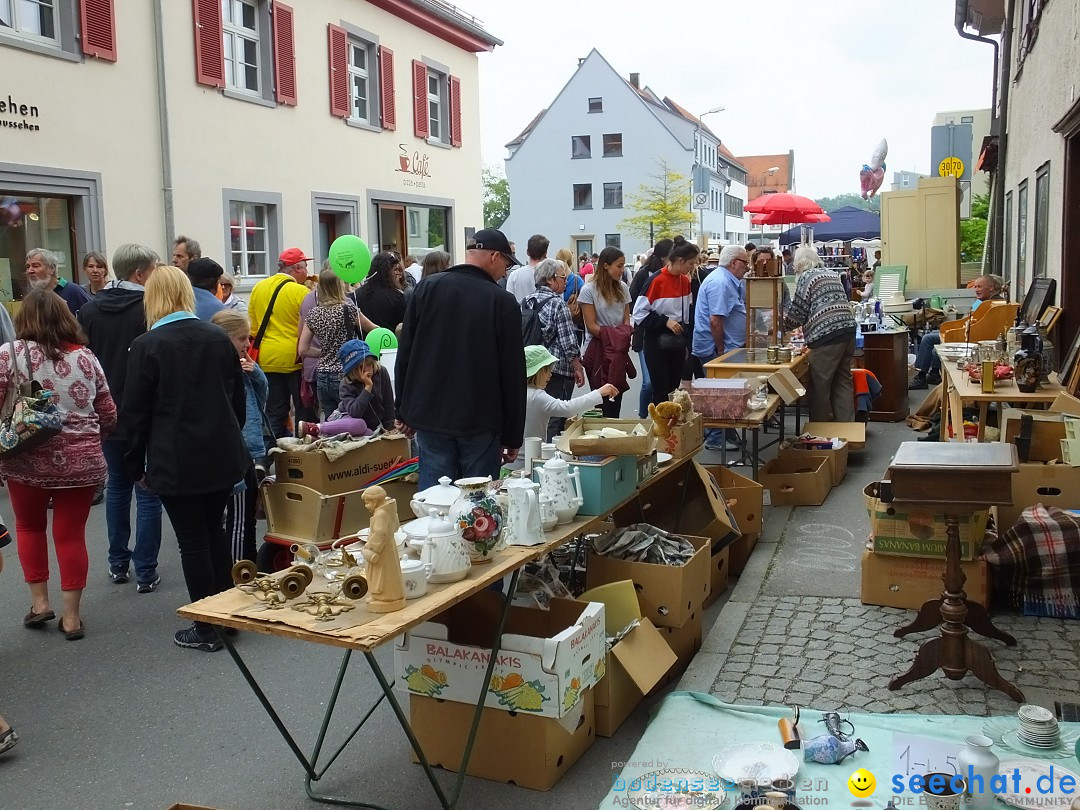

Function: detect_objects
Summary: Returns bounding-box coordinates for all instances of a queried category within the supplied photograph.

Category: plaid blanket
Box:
[982,504,1080,618]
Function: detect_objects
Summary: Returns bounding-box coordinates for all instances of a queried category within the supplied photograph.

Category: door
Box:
[574,238,593,270]
[317,212,337,266]
[378,204,407,256]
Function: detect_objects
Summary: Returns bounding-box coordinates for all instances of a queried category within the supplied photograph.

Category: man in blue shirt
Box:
[693,245,750,450]
[187,257,226,321]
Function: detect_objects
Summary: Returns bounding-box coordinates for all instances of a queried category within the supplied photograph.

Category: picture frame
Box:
[1038,305,1062,333]
[1058,327,1080,396]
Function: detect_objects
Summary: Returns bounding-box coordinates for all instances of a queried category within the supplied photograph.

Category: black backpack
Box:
[521,297,545,346]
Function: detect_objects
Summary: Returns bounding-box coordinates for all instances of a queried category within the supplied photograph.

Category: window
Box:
[588,97,602,113]
[573,184,592,210]
[0,0,57,43]
[427,72,441,140]
[1033,163,1050,279]
[348,41,371,123]
[726,195,744,217]
[1004,191,1013,290]
[603,182,622,209]
[603,133,622,157]
[1016,180,1028,295]
[224,190,281,278]
[223,0,261,94]
[329,25,392,129]
[413,59,460,146]
[605,234,621,248]
[961,115,974,124]
[408,209,421,239]
[1018,0,1048,66]
[571,135,591,159]
[0,0,105,60]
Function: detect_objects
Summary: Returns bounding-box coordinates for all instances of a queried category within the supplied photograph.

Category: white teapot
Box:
[503,477,545,546]
[410,476,460,518]
[535,452,583,525]
[419,514,471,583]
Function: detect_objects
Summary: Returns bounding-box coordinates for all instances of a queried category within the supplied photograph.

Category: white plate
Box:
[995,760,1080,810]
[626,769,726,810]
[712,741,800,785]
[656,452,673,465]
[1019,705,1057,724]
[983,717,1079,760]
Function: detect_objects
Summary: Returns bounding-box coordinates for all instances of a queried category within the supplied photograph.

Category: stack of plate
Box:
[1017,704,1060,748]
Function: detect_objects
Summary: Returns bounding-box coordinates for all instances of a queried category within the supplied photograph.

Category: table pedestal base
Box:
[894,597,1017,646]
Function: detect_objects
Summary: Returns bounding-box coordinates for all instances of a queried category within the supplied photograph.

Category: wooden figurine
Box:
[361,486,406,613]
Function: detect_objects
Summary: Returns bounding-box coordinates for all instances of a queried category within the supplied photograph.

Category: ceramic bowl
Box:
[555,505,579,525]
[402,517,434,550]
[541,515,559,532]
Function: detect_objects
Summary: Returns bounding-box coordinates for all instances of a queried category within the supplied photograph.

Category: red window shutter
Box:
[192,0,224,88]
[80,0,117,62]
[272,2,297,106]
[327,24,349,118]
[379,46,396,131]
[449,75,462,147]
[412,59,428,139]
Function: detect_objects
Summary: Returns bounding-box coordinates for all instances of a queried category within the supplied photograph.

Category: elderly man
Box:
[172,235,201,272]
[186,257,226,321]
[507,234,549,304]
[522,257,585,439]
[909,274,1004,390]
[78,244,163,591]
[396,228,525,489]
[25,248,91,315]
[248,248,313,438]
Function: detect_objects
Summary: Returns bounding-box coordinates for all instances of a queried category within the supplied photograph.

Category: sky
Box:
[462,0,994,198]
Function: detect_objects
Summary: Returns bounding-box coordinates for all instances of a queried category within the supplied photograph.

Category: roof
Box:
[738,153,795,202]
[659,96,746,171]
[505,109,547,148]
[368,0,503,52]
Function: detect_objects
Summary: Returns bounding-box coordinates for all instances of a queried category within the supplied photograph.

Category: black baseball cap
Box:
[471,228,521,266]
[187,257,224,283]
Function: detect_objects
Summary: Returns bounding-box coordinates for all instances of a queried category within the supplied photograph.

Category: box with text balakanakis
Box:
[860,549,989,610]
[273,434,410,495]
[759,456,832,506]
[261,479,416,545]
[869,499,988,561]
[409,688,594,791]
[585,533,711,629]
[394,590,605,719]
[996,462,1080,532]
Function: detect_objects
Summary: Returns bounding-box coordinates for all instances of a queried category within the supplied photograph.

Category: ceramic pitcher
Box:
[451,476,505,563]
[535,452,583,525]
[420,515,471,583]
[503,478,544,546]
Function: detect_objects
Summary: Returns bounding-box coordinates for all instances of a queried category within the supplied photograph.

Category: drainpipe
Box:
[152,0,175,247]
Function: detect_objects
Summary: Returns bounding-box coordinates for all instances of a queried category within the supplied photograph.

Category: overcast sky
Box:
[464,0,993,198]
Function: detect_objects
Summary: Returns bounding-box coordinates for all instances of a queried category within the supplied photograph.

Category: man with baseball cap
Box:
[186,257,226,321]
[248,247,314,438]
[396,228,526,488]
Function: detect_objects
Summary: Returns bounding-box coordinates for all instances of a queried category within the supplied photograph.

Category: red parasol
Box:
[751,211,831,226]
[743,192,825,217]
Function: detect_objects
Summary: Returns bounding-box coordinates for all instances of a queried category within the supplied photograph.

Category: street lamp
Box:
[694,106,725,246]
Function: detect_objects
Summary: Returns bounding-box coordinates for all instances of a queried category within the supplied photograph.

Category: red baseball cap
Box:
[279,247,312,267]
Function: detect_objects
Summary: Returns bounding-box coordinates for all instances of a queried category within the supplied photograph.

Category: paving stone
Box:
[723,662,751,674]
[742,675,767,688]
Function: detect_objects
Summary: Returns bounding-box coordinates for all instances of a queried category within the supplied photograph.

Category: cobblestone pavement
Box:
[707,595,1080,715]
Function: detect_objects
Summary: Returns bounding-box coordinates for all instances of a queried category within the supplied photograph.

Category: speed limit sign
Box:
[693,192,709,209]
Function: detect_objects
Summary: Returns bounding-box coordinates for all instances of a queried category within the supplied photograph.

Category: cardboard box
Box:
[394,591,605,718]
[662,413,705,459]
[166,806,223,810]
[689,379,751,420]
[802,421,866,451]
[703,546,730,608]
[869,500,988,561]
[1002,409,1068,463]
[778,442,849,488]
[1050,392,1080,417]
[410,689,594,791]
[559,418,654,456]
[860,549,989,610]
[273,435,411,495]
[996,462,1080,531]
[759,456,832,506]
[653,609,703,691]
[727,533,759,577]
[734,367,806,404]
[569,454,638,516]
[585,534,711,628]
[706,465,764,537]
[261,479,416,545]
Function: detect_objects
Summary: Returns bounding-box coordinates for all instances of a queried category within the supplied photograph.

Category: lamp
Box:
[694,106,726,245]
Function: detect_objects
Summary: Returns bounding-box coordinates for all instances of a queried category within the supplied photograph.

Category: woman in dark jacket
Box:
[119,265,249,653]
[353,252,407,333]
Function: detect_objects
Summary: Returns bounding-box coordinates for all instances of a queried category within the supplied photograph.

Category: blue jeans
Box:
[416,430,502,490]
[637,350,652,418]
[915,331,942,374]
[317,371,341,419]
[102,437,163,584]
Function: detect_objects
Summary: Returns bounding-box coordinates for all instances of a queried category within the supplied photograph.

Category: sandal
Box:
[57,618,85,641]
[23,608,56,628]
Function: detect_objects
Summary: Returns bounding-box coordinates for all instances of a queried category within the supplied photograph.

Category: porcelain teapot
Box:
[419,514,471,583]
[410,476,460,519]
[535,452,583,525]
[503,477,545,546]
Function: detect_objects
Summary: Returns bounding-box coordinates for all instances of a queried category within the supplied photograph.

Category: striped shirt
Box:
[784,268,857,347]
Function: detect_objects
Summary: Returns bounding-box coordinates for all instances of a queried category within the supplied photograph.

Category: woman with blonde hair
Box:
[299,269,369,417]
[120,265,249,652]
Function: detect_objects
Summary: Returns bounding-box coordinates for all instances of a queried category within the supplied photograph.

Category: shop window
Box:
[605,234,621,248]
[588,97,602,113]
[0,193,76,301]
[405,205,448,259]
[1033,162,1050,279]
[0,0,99,60]
[571,135,591,159]
[603,182,622,209]
[573,184,592,210]
[224,191,281,278]
[603,133,622,157]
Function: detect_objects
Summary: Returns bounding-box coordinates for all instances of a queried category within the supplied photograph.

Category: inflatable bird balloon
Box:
[860,139,888,199]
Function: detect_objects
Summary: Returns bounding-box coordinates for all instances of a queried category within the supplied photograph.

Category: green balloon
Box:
[365,327,398,359]
[328,234,372,284]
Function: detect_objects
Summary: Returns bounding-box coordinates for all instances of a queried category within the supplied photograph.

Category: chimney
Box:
[629,72,640,88]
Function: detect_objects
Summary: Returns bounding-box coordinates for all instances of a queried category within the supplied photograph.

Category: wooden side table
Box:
[861,329,909,421]
[882,442,1024,702]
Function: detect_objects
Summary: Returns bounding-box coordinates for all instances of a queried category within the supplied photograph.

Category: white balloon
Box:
[869,138,888,171]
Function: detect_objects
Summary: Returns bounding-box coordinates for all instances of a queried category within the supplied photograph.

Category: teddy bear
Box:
[670,388,696,425]
[648,401,683,439]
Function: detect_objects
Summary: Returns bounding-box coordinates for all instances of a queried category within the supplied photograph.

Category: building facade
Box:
[0,0,499,299]
[500,50,750,262]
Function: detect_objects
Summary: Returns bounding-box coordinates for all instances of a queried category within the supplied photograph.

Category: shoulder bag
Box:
[0,341,64,459]
[248,277,290,363]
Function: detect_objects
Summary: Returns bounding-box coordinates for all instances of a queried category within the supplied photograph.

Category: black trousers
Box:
[544,371,575,440]
[600,393,623,418]
[644,340,686,406]
[224,464,258,563]
[161,489,233,632]
[265,370,302,439]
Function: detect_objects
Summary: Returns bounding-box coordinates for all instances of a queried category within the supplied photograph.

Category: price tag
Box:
[892,733,961,786]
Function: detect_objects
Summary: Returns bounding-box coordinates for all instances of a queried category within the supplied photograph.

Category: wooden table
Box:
[702,393,784,478]
[935,346,1065,441]
[179,452,700,809]
[861,329,910,421]
[703,348,809,432]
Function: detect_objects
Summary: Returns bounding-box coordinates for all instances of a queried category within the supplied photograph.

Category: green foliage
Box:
[619,159,695,241]
[969,191,990,220]
[813,192,880,213]
[959,192,990,263]
[483,166,510,229]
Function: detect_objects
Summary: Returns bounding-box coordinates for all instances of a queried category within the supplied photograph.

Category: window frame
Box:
[604,233,621,249]
[0,0,79,61]
[346,36,375,126]
[571,135,591,159]
[588,97,603,113]
[222,188,282,283]
[572,183,592,210]
[1033,162,1050,279]
[602,182,623,209]
[221,0,275,107]
[725,195,744,217]
[602,133,622,157]
[421,56,452,147]
[1016,180,1029,295]
[1004,190,1013,292]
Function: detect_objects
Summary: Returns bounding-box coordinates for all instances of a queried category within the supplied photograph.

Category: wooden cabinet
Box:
[881,176,961,289]
[862,330,909,421]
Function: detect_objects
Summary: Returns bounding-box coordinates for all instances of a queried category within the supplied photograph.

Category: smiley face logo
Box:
[848,768,876,797]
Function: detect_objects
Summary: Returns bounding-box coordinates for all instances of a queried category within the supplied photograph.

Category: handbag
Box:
[657,331,686,352]
[0,340,64,459]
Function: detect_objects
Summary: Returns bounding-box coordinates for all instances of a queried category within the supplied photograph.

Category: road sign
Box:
[693,192,709,209]
[938,156,965,178]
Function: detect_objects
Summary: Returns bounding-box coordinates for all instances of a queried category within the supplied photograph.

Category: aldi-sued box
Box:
[394,590,605,719]
[261,479,416,545]
[273,434,411,495]
[860,549,989,610]
[759,456,831,507]
[559,418,655,457]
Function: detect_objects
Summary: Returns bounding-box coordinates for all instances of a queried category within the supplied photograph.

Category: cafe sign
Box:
[0,94,42,132]
[396,144,432,189]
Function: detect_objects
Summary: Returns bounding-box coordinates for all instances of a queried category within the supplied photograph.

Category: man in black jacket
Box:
[77,244,164,593]
[396,228,526,489]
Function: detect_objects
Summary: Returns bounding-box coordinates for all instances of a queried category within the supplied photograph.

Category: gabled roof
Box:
[739,152,795,201]
[659,96,746,172]
[505,108,547,148]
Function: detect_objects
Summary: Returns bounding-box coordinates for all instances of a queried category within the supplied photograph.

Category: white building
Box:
[500,50,750,262]
[891,170,929,192]
[0,0,500,300]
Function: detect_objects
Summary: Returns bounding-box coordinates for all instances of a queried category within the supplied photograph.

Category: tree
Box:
[813,192,880,213]
[620,159,695,241]
[960,192,989,263]
[483,166,510,229]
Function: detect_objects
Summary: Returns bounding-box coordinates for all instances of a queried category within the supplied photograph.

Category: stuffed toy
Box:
[648,401,683,438]
[670,388,696,425]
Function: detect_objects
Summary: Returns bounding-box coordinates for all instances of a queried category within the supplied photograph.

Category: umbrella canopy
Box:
[777,206,881,244]
[751,211,831,226]
[743,192,825,217]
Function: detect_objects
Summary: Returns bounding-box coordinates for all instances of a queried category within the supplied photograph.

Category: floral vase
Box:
[957,734,998,810]
[452,477,505,564]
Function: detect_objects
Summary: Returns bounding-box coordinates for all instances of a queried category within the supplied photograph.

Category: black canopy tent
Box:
[778,205,881,244]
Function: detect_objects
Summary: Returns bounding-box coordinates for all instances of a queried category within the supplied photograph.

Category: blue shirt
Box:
[693,266,746,358]
[193,287,225,321]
